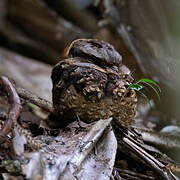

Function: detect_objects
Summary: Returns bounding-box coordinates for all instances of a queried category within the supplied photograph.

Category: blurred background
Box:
[0,0,179,161]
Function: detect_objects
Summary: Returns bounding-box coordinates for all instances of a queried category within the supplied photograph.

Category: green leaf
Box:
[137,78,161,93]
[128,78,161,107]
[128,84,144,91]
[139,81,161,101]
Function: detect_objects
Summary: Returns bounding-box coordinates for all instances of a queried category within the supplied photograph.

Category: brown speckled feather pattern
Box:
[51,39,137,127]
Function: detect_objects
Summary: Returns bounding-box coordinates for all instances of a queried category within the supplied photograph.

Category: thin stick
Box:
[114,168,155,180]
[0,76,21,143]
[16,87,53,113]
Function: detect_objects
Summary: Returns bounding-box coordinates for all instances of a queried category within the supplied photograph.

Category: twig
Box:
[114,168,155,180]
[16,86,53,113]
[0,76,21,143]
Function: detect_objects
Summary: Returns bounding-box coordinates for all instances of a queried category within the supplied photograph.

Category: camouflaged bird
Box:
[51,39,137,127]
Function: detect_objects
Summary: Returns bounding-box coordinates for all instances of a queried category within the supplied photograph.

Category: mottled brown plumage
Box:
[51,39,137,127]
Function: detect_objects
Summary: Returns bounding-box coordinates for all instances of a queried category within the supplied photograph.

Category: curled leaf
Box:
[129,78,161,107]
[139,81,160,101]
[137,78,161,93]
